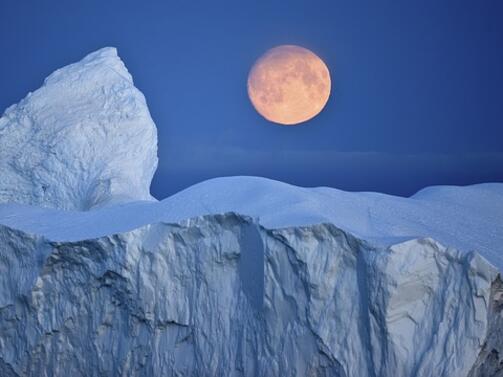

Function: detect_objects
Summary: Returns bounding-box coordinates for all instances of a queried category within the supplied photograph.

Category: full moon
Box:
[247,45,331,125]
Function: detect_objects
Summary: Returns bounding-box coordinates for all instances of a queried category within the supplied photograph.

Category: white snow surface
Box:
[0,177,501,270]
[0,47,158,210]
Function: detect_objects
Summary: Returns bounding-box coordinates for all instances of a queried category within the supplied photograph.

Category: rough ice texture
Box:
[0,47,158,210]
[0,48,502,376]
[0,215,500,377]
[468,277,503,377]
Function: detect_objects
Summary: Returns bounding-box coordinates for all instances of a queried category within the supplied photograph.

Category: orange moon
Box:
[247,45,331,125]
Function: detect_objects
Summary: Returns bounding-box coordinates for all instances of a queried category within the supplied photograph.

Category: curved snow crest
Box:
[0,213,499,376]
[2,177,502,270]
[0,47,158,211]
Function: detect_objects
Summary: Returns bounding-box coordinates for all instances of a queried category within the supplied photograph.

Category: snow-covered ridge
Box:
[0,47,158,211]
[0,177,502,271]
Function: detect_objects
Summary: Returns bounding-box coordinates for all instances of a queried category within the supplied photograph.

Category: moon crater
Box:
[247,45,331,125]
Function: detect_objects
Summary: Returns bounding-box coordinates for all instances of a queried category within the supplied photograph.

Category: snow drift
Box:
[0,48,501,377]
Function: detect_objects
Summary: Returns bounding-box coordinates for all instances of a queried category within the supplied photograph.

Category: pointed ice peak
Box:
[0,47,158,210]
[83,46,118,60]
[44,47,132,87]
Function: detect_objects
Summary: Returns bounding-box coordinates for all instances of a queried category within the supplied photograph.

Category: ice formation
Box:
[0,48,501,377]
[0,47,158,210]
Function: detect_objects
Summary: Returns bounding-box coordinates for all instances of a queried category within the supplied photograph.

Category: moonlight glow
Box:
[247,45,331,125]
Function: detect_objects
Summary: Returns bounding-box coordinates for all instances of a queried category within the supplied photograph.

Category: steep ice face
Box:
[0,47,158,210]
[0,214,499,377]
[468,276,503,376]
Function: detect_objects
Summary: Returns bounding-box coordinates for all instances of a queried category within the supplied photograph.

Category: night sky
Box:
[1,0,502,198]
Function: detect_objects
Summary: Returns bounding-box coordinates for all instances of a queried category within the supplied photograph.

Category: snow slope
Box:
[0,177,501,271]
[0,47,158,210]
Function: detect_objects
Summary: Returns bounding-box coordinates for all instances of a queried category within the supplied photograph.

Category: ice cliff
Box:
[0,48,501,377]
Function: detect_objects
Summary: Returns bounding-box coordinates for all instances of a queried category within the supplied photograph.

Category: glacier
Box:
[0,48,502,377]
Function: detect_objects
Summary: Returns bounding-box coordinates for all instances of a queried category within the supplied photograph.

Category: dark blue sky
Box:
[1,0,502,198]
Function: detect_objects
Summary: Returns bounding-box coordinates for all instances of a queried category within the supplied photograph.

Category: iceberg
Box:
[0,48,501,377]
[0,47,157,211]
